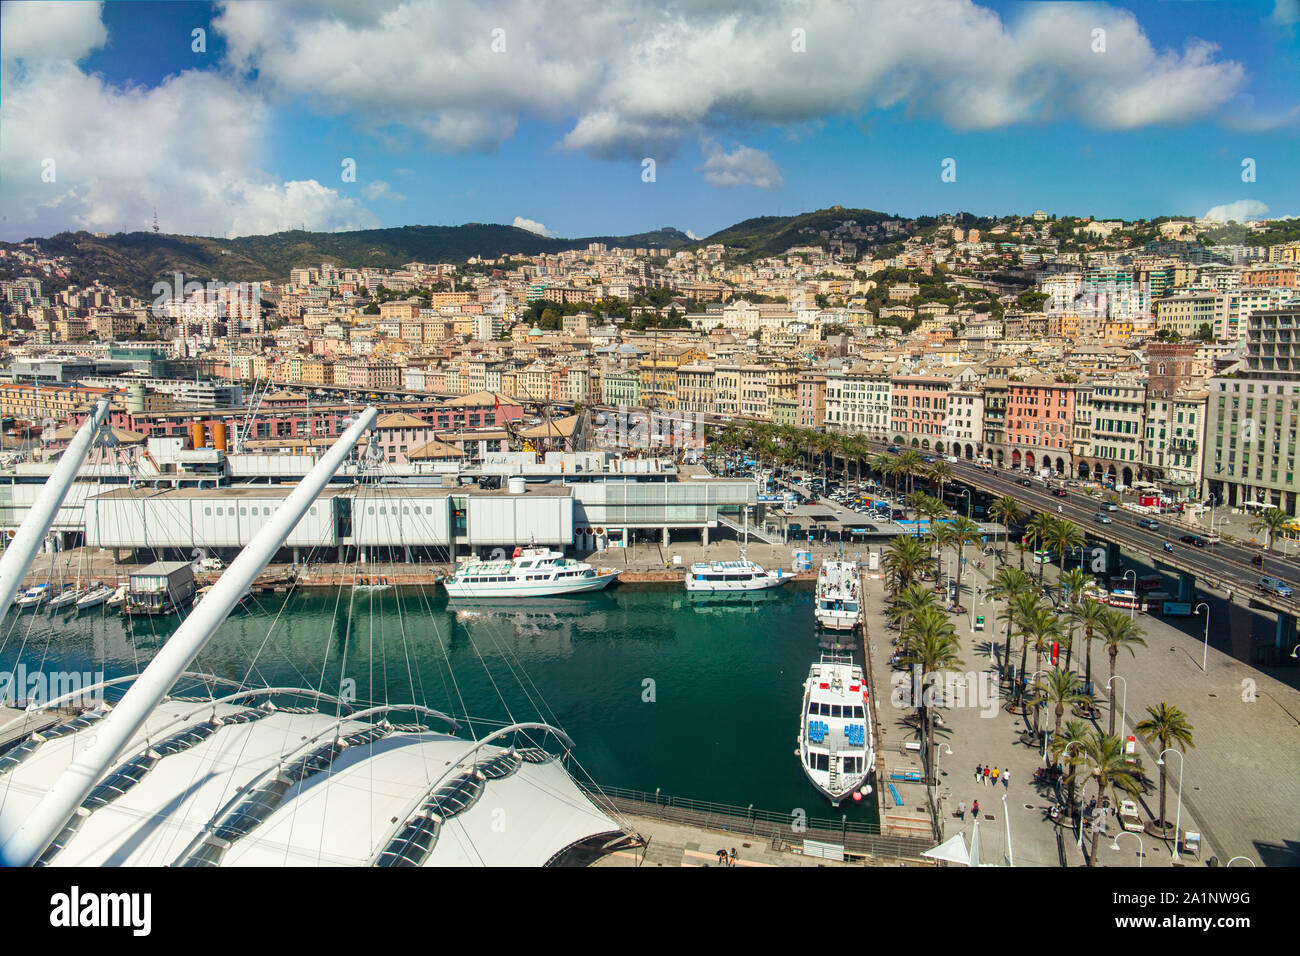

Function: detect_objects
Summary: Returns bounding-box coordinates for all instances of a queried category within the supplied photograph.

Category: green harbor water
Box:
[0,584,879,825]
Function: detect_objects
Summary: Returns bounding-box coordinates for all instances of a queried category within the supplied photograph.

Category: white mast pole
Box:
[0,405,378,866]
[0,400,109,616]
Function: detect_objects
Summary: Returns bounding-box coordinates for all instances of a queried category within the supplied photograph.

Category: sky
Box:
[1,0,1298,243]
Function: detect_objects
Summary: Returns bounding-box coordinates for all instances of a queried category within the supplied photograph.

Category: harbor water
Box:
[1,583,880,825]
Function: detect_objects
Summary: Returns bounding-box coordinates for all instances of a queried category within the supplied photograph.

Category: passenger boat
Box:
[814,560,862,631]
[442,547,619,599]
[685,555,788,592]
[798,654,875,806]
[13,584,51,609]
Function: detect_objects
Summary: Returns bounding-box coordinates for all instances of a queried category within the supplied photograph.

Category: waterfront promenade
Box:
[866,546,1300,867]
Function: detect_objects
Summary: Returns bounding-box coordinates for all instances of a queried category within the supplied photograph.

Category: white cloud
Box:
[363,180,406,201]
[211,0,1249,164]
[1203,200,1271,223]
[0,5,375,240]
[512,216,552,236]
[700,142,783,190]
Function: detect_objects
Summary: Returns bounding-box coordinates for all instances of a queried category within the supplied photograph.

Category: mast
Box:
[0,400,108,617]
[0,406,378,867]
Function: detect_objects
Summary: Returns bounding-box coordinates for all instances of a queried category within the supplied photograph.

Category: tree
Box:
[1034,668,1092,743]
[1049,517,1086,580]
[988,567,1033,680]
[1021,605,1064,730]
[888,582,939,644]
[900,607,963,785]
[1069,597,1108,704]
[1049,718,1091,815]
[1135,702,1195,834]
[1099,608,1148,735]
[988,496,1024,568]
[1073,732,1143,866]
[883,535,930,593]
[926,460,954,502]
[1250,506,1292,552]
[1025,512,1056,584]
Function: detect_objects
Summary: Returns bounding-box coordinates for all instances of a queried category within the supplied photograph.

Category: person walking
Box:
[983,765,990,786]
[990,767,1000,786]
[975,763,983,783]
[957,800,966,821]
[972,800,980,818]
[1002,768,1010,789]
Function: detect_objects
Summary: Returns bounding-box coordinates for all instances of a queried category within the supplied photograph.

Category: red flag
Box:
[493,394,499,410]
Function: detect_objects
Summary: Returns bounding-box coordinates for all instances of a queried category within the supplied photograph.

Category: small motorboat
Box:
[13,584,52,609]
[104,584,127,609]
[76,584,117,611]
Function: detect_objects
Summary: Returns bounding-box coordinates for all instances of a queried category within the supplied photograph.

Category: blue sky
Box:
[2,0,1297,241]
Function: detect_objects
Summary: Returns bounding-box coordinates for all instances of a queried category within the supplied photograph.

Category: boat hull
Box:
[444,570,619,600]
[685,574,787,593]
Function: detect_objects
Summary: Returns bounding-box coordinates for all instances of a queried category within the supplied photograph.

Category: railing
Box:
[577,782,936,862]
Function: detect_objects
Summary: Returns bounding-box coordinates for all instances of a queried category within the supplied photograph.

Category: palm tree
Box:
[947,515,984,607]
[1073,731,1143,866]
[883,534,930,593]
[1099,608,1149,735]
[1034,668,1093,743]
[900,607,964,785]
[869,453,895,496]
[988,496,1025,568]
[1250,506,1292,552]
[1009,592,1047,704]
[927,459,954,503]
[1049,516,1086,579]
[888,582,939,646]
[1021,605,1064,731]
[1135,702,1195,834]
[1057,568,1092,670]
[1049,719,1092,815]
[988,567,1034,679]
[895,449,924,497]
[1069,596,1108,706]
[1025,512,1056,584]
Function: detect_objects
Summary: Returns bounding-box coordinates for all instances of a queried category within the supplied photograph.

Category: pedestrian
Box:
[990,767,1000,786]
[972,800,980,818]
[957,800,966,821]
[983,765,990,786]
[716,848,727,866]
[1002,768,1010,789]
[729,847,737,866]
[975,763,982,783]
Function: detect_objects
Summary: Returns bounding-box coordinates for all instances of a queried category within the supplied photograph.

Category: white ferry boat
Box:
[443,547,619,599]
[798,654,875,806]
[814,560,862,631]
[685,556,789,593]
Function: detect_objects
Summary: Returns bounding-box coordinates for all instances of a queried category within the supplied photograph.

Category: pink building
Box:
[890,372,950,449]
[1005,376,1075,474]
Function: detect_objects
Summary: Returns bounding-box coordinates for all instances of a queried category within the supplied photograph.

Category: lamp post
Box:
[1123,569,1137,619]
[1157,748,1186,861]
[1028,670,1048,748]
[1195,602,1210,672]
[1290,643,1299,659]
[935,742,953,781]
[1055,739,1085,848]
[1227,856,1256,867]
[1111,831,1144,867]
[1001,792,1014,867]
[1106,674,1128,734]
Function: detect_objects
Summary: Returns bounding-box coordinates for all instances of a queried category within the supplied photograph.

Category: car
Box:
[1093,512,1112,524]
[1136,518,1160,531]
[1019,478,1033,487]
[1258,576,1293,597]
[1053,489,1068,498]
[1104,502,1119,511]
[1179,534,1206,548]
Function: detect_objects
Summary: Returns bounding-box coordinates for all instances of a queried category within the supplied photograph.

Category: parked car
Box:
[1258,576,1293,597]
[1136,518,1160,531]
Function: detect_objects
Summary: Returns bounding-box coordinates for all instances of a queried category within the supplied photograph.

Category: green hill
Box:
[19,223,693,297]
[698,207,905,259]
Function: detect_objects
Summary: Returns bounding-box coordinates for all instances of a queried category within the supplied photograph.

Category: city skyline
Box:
[2,0,1299,243]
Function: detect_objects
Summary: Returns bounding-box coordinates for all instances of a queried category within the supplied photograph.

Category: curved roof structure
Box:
[0,695,622,867]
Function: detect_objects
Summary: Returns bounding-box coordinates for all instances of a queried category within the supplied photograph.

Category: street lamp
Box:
[935,743,953,780]
[1290,643,1299,659]
[1110,831,1144,867]
[1195,602,1210,672]
[1027,670,1048,745]
[1157,748,1186,861]
[1226,856,1256,867]
[1106,675,1128,733]
[1123,569,1137,619]
[1001,792,1014,867]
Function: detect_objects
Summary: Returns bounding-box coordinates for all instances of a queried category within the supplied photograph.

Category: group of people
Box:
[974,763,1010,788]
[714,847,739,867]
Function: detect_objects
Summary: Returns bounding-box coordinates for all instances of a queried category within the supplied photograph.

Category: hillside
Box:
[699,207,904,260]
[16,224,693,297]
